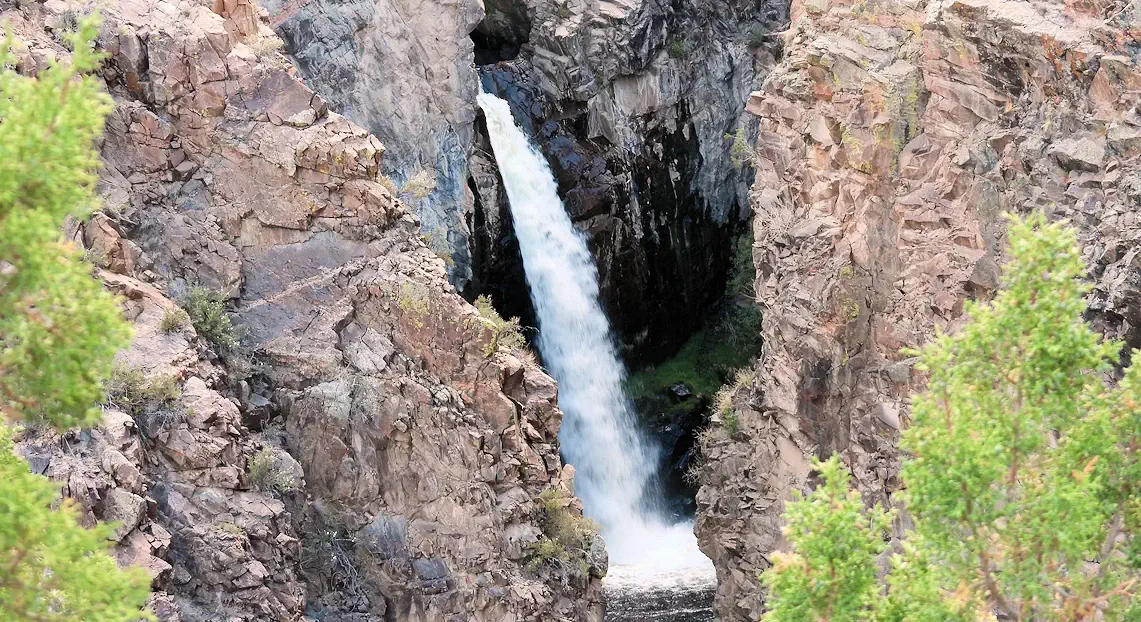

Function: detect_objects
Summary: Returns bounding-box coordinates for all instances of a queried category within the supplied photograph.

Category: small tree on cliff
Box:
[0,16,151,620]
[762,215,1141,622]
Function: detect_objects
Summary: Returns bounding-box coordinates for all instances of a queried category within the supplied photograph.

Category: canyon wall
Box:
[6,0,603,620]
[470,0,788,361]
[695,0,1141,618]
[265,0,484,288]
[263,0,789,362]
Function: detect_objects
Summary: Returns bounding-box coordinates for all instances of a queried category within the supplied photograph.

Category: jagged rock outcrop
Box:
[695,0,1141,618]
[259,0,789,362]
[6,0,603,620]
[263,0,484,288]
[470,0,788,362]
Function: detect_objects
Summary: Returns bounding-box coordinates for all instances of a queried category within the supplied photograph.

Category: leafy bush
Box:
[378,174,398,196]
[396,281,430,328]
[626,232,760,401]
[726,127,755,168]
[248,447,297,494]
[247,34,284,57]
[160,307,189,333]
[401,169,437,200]
[527,488,600,575]
[475,295,526,356]
[103,363,181,418]
[762,215,1141,621]
[182,286,240,351]
[667,39,693,59]
[0,15,151,619]
[745,25,769,49]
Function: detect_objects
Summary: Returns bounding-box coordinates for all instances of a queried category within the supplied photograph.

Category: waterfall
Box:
[476,92,714,588]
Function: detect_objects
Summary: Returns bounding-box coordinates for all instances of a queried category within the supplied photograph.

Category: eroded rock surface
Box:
[695,0,1141,618]
[6,0,603,620]
[261,0,789,363]
[471,0,789,362]
[264,0,484,287]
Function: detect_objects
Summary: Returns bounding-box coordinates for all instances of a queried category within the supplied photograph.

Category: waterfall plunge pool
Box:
[476,92,717,619]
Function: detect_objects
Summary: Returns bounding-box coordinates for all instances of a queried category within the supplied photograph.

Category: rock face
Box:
[264,0,485,288]
[470,0,788,362]
[6,0,603,620]
[262,0,789,362]
[694,0,1141,618]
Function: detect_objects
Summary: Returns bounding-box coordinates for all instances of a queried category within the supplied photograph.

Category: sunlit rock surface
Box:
[695,0,1141,618]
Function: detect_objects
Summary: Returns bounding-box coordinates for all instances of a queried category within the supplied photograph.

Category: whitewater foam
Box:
[476,92,715,590]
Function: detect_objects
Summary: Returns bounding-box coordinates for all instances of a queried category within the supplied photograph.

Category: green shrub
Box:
[625,231,760,402]
[248,447,297,494]
[160,307,189,333]
[396,281,430,328]
[526,537,570,572]
[475,295,526,356]
[0,14,152,619]
[762,215,1141,621]
[726,127,755,168]
[401,169,437,200]
[103,363,181,418]
[667,39,693,59]
[182,286,240,351]
[247,34,284,57]
[526,488,599,575]
[745,25,770,49]
[378,174,398,196]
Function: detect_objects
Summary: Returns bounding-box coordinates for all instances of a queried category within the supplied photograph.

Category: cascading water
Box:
[476,92,716,616]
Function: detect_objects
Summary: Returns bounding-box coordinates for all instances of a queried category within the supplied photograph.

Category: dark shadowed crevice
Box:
[471,0,532,64]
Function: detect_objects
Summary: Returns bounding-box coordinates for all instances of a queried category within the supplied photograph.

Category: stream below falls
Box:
[604,566,716,621]
[477,91,719,620]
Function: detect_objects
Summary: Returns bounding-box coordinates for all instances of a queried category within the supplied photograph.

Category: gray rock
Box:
[1050,135,1106,172]
[102,489,147,541]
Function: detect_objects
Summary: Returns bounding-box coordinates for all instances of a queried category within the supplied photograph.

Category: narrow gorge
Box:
[2,0,1140,618]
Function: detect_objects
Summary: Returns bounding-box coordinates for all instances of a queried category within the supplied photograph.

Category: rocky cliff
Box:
[265,0,484,288]
[695,0,1141,618]
[6,0,603,620]
[260,0,788,363]
[470,0,788,361]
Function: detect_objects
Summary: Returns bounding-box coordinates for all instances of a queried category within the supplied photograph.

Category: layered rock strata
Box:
[695,0,1141,618]
[6,1,604,620]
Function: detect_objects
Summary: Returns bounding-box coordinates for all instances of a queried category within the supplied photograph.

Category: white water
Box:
[476,92,715,592]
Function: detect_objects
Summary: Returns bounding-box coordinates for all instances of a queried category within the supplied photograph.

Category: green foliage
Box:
[527,488,600,575]
[377,174,398,196]
[103,363,181,418]
[526,537,570,571]
[181,286,239,351]
[474,295,526,356]
[0,429,153,621]
[160,307,189,333]
[667,39,693,59]
[626,232,760,400]
[720,409,740,435]
[745,25,769,49]
[0,16,152,619]
[401,169,437,200]
[0,17,132,430]
[726,127,755,168]
[300,524,363,596]
[248,446,297,494]
[762,215,1141,622]
[764,457,894,622]
[396,281,430,328]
